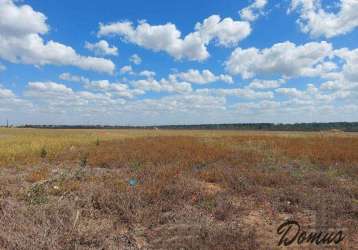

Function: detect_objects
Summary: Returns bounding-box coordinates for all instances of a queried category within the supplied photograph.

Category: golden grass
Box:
[0,128,151,166]
[1,127,357,167]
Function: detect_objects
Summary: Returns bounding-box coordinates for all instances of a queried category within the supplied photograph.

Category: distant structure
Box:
[6,119,9,128]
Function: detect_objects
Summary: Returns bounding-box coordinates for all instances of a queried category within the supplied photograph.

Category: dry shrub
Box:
[85,182,139,225]
[149,218,258,250]
[86,136,229,170]
[196,169,219,183]
[270,186,302,213]
[48,179,82,196]
[0,199,76,249]
[25,166,50,183]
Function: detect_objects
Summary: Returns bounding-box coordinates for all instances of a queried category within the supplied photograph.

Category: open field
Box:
[0,128,357,249]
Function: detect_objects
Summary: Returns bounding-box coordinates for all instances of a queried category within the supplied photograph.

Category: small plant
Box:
[130,160,142,171]
[80,152,89,168]
[40,147,47,158]
[26,167,50,183]
[26,183,48,205]
[199,197,216,211]
[96,137,100,146]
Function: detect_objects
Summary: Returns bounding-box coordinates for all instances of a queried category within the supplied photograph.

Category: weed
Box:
[80,152,89,168]
[40,147,47,159]
[26,183,48,205]
[26,167,50,183]
[130,160,142,171]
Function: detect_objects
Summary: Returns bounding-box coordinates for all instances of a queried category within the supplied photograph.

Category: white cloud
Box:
[225,41,333,79]
[26,81,73,97]
[174,69,233,84]
[194,15,251,47]
[275,83,346,103]
[0,85,31,112]
[0,0,48,36]
[239,0,268,21]
[0,86,15,98]
[85,40,118,56]
[306,47,358,102]
[129,54,142,65]
[311,47,358,101]
[24,81,127,116]
[84,80,144,98]
[197,87,274,99]
[128,93,226,113]
[59,73,144,98]
[275,87,306,98]
[335,48,358,82]
[120,65,133,75]
[159,76,193,93]
[98,20,209,61]
[139,70,156,78]
[132,75,192,94]
[248,79,286,89]
[98,15,251,61]
[59,72,90,84]
[234,100,281,114]
[0,0,115,74]
[131,78,161,92]
[290,0,358,38]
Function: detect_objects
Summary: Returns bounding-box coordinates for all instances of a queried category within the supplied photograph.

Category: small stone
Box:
[129,178,138,186]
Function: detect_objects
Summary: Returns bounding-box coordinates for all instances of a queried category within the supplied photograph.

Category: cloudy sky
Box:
[0,0,358,125]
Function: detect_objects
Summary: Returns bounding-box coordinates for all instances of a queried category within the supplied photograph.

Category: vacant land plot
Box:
[0,128,357,249]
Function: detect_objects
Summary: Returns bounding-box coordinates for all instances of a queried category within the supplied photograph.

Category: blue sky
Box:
[0,0,358,125]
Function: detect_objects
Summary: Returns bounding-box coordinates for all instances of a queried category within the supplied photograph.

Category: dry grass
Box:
[0,128,357,249]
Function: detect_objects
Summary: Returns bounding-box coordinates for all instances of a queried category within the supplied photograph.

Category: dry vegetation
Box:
[0,128,357,249]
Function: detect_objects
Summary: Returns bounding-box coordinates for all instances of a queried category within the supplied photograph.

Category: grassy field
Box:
[0,128,357,249]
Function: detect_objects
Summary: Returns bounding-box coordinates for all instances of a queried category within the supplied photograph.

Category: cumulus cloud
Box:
[120,65,133,75]
[0,85,15,98]
[274,83,346,103]
[314,48,358,100]
[233,100,281,114]
[0,85,31,112]
[0,0,115,74]
[197,87,274,100]
[335,48,358,82]
[98,15,251,61]
[26,81,73,97]
[127,93,226,114]
[85,40,118,56]
[24,81,127,116]
[59,73,144,98]
[248,79,286,89]
[275,87,306,99]
[173,69,233,84]
[239,0,268,21]
[225,41,333,79]
[193,15,251,47]
[84,80,144,98]
[290,0,358,38]
[139,70,156,78]
[59,72,90,84]
[129,54,142,65]
[132,75,192,94]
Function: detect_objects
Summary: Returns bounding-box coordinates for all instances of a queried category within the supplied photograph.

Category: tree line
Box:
[14,122,358,132]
